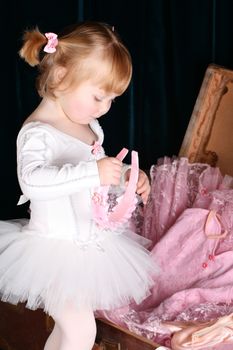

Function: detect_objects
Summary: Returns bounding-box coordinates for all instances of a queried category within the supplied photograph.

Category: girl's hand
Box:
[125,169,151,205]
[97,157,123,186]
[136,170,151,204]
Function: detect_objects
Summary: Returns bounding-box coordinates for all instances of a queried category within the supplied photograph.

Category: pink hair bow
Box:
[43,32,58,53]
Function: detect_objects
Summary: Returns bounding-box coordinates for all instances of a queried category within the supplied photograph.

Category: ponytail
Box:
[19,28,47,66]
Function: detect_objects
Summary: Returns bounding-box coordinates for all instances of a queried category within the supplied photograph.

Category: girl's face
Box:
[56,80,118,125]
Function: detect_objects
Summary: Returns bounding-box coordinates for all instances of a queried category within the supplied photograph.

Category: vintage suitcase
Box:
[95,64,233,349]
[179,63,233,176]
[0,64,233,349]
[96,319,159,350]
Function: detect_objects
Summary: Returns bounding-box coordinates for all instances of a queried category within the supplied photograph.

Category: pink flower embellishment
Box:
[164,338,172,347]
[202,262,208,269]
[92,141,102,155]
[92,192,103,205]
[200,187,208,196]
[44,32,58,53]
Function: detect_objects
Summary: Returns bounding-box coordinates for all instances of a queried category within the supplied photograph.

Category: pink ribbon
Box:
[91,141,103,155]
[204,210,228,239]
[43,32,58,53]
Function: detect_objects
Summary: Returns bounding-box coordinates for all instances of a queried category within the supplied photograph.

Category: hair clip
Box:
[112,26,115,32]
[43,32,58,53]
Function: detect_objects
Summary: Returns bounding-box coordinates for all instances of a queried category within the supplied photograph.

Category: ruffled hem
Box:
[0,219,158,316]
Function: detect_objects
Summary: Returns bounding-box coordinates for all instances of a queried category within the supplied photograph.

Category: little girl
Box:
[0,22,156,350]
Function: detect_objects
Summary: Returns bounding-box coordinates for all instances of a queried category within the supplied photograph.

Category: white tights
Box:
[44,303,96,350]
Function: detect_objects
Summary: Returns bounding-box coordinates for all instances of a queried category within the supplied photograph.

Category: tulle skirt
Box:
[0,219,157,316]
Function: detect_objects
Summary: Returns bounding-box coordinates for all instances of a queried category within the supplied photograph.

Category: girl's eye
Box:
[94,96,116,103]
[94,96,102,102]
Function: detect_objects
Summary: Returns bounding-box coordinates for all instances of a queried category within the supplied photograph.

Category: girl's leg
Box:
[44,322,61,350]
[55,302,96,350]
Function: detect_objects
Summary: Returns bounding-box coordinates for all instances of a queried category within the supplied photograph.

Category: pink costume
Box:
[101,157,233,349]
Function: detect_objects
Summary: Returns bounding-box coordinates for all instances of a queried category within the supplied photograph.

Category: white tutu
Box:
[0,219,157,316]
[0,121,158,316]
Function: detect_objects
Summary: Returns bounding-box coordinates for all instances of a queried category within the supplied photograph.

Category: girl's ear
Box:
[54,66,67,85]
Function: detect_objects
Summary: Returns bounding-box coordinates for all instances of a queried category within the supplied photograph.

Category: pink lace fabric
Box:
[98,157,233,350]
[142,157,227,246]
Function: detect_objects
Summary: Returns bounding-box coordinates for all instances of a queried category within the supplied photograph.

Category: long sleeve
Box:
[17,124,101,201]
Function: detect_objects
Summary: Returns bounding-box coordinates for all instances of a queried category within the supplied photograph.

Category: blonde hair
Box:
[19,22,132,98]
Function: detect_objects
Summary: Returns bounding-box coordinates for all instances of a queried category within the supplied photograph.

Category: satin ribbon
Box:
[204,210,228,239]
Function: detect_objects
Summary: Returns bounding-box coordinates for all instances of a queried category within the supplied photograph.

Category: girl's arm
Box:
[17,126,100,201]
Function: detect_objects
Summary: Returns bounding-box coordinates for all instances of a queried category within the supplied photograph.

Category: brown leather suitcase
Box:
[95,64,233,349]
[96,319,159,350]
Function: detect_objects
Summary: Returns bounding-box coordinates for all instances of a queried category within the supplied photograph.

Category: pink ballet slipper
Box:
[170,313,233,350]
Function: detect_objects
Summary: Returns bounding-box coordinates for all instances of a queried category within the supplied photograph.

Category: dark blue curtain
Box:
[2,0,233,218]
